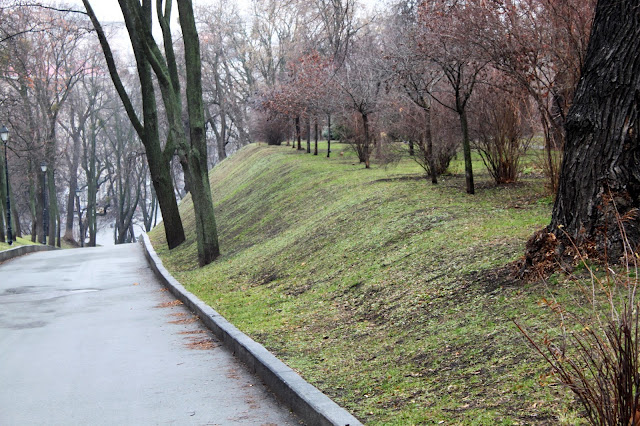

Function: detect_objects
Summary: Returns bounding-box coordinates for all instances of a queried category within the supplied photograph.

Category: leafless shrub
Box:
[516,211,640,425]
[472,88,533,184]
[383,97,458,179]
[335,111,378,165]
[250,111,290,146]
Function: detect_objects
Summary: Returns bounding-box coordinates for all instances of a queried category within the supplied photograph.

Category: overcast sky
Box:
[77,0,250,23]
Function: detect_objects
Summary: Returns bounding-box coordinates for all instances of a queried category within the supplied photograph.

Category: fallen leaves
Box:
[155,300,183,308]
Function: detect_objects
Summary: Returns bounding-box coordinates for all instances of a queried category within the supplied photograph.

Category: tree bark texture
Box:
[178,0,221,265]
[83,0,186,250]
[550,0,640,259]
[523,0,640,272]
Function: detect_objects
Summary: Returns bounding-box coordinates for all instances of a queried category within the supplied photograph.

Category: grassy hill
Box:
[150,142,582,424]
[0,236,39,251]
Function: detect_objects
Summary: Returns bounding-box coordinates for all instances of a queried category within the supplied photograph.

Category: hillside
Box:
[150,143,581,424]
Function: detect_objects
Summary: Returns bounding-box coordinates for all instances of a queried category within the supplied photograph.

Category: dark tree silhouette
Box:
[524,0,640,270]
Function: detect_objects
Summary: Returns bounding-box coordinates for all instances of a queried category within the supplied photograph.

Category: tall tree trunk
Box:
[459,108,474,194]
[178,0,220,265]
[306,117,311,154]
[38,169,45,244]
[46,168,57,247]
[214,62,227,162]
[0,149,6,243]
[424,104,437,184]
[45,121,58,246]
[546,0,640,261]
[64,131,81,243]
[11,195,20,238]
[327,113,331,158]
[362,112,371,169]
[82,0,186,250]
[314,119,319,156]
[29,166,38,243]
[296,116,302,150]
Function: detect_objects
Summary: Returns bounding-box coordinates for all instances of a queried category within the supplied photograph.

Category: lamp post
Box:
[76,188,84,248]
[41,161,47,245]
[1,125,12,246]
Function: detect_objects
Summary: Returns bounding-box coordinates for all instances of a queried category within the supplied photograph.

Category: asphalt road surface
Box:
[0,243,301,425]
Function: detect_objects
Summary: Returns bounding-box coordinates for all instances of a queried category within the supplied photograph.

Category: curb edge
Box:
[0,244,58,263]
[141,233,362,426]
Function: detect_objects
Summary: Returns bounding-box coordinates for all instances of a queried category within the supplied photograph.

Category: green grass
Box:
[0,236,39,251]
[0,235,75,251]
[150,142,584,424]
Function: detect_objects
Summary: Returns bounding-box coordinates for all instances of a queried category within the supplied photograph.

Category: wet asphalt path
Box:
[0,243,301,425]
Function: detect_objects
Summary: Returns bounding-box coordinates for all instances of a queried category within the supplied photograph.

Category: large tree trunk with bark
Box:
[523,0,640,273]
[82,0,186,250]
[178,0,220,265]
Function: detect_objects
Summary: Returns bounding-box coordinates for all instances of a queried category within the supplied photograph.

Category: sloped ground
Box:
[150,143,584,424]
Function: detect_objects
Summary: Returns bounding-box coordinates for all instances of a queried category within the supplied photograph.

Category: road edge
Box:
[0,244,57,263]
[141,233,362,426]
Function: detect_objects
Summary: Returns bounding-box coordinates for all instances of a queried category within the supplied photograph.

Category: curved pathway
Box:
[0,244,301,425]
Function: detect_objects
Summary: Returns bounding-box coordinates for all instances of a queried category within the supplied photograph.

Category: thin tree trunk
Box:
[314,119,318,156]
[459,108,474,194]
[296,116,302,150]
[306,117,311,153]
[11,195,20,238]
[0,150,6,243]
[425,104,437,184]
[362,113,371,169]
[327,113,331,158]
[64,132,81,243]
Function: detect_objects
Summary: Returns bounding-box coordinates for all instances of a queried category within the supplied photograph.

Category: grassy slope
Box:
[150,143,581,425]
[0,236,38,251]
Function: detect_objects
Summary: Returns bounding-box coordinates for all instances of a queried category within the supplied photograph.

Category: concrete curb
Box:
[0,244,58,263]
[141,234,362,426]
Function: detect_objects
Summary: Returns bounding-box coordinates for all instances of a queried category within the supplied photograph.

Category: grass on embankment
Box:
[150,142,584,425]
[0,236,39,251]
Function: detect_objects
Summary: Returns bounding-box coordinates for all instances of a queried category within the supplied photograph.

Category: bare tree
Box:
[198,1,253,165]
[1,5,87,245]
[338,34,388,168]
[418,0,490,194]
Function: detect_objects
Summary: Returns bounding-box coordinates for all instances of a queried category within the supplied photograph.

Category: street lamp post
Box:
[1,125,12,245]
[76,188,84,248]
[41,162,47,245]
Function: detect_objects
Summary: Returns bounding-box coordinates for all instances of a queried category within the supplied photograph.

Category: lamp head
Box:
[0,125,8,142]
[40,161,47,173]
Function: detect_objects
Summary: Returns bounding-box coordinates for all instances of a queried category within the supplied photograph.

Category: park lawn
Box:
[0,236,39,251]
[150,142,585,424]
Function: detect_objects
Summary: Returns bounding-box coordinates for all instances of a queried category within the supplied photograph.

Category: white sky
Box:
[78,0,251,23]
